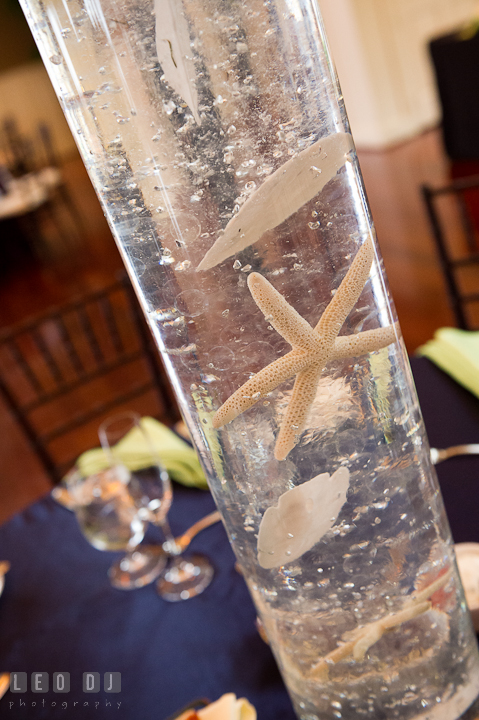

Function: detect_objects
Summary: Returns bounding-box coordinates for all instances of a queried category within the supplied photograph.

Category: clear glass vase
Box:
[19,0,479,717]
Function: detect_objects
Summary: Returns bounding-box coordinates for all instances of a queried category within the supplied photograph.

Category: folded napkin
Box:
[417,327,479,399]
[76,417,208,490]
[176,694,256,720]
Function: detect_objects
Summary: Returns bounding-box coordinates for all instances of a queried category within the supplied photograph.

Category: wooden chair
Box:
[0,275,179,484]
[422,176,479,330]
[0,117,33,177]
[37,122,86,242]
[0,117,84,257]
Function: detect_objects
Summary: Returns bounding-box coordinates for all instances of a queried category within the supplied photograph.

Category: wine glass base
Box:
[109,548,167,590]
[157,553,214,602]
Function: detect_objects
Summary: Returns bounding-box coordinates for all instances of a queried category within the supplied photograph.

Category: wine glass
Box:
[155,514,215,603]
[67,464,156,589]
[97,411,173,589]
[99,411,215,602]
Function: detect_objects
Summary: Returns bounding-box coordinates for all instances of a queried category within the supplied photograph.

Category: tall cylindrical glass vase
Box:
[19,1,479,717]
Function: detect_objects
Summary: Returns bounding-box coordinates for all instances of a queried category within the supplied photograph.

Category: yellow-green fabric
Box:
[417,328,479,399]
[76,417,209,490]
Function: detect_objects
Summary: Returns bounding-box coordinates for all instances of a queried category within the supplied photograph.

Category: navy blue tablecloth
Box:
[411,357,479,545]
[0,485,294,720]
[0,356,479,719]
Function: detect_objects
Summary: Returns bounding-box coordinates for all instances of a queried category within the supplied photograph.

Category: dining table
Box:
[0,355,479,720]
[0,166,66,273]
[0,168,62,222]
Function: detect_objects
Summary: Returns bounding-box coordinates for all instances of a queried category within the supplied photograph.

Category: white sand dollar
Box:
[257,466,350,569]
[197,132,354,271]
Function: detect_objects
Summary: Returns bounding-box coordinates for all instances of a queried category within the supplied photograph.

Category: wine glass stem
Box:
[159,516,180,556]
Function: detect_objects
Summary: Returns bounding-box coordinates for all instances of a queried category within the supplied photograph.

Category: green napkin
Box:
[417,328,479,399]
[76,417,209,490]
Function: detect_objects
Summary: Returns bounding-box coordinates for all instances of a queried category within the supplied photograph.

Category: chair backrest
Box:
[0,117,34,177]
[38,122,58,170]
[422,176,479,330]
[0,118,59,176]
[0,275,179,483]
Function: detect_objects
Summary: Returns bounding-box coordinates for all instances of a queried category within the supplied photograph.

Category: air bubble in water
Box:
[206,346,235,371]
[159,252,174,266]
[164,100,176,115]
[175,260,192,272]
[174,289,207,317]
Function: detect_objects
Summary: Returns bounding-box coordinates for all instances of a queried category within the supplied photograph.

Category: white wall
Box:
[319,0,479,148]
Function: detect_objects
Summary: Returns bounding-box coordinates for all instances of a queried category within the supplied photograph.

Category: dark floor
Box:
[0,128,460,523]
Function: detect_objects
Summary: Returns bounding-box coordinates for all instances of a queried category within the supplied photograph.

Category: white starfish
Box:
[212,237,397,460]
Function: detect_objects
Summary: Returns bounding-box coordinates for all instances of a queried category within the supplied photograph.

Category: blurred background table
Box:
[0,356,478,719]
